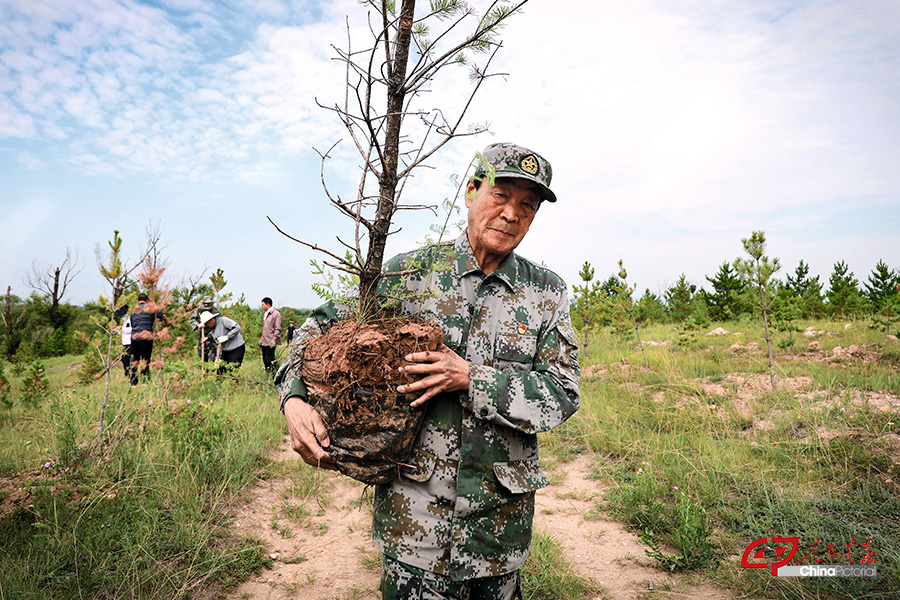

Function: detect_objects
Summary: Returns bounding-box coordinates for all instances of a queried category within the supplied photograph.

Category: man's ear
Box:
[465,180,477,208]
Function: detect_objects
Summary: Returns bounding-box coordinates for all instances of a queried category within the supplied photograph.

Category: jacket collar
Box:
[453,233,518,291]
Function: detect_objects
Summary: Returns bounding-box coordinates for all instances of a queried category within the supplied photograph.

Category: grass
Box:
[0,352,284,599]
[541,318,900,599]
[522,530,607,600]
[1,317,897,598]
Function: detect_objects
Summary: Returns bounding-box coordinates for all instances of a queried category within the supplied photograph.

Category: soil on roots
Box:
[301,317,444,484]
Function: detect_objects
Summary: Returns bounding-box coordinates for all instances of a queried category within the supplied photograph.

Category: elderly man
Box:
[278,143,580,600]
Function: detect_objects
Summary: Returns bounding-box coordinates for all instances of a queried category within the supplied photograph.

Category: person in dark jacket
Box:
[129,293,169,385]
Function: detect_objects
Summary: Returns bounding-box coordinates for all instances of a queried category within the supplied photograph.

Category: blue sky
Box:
[1,0,898,309]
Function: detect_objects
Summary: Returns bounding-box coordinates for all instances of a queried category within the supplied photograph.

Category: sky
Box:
[1,0,898,310]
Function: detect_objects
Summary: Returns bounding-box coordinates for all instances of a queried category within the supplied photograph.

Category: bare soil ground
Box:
[227,441,745,600]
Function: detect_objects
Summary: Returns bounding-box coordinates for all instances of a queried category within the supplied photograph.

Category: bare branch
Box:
[23,248,83,310]
[267,216,360,274]
[397,42,504,181]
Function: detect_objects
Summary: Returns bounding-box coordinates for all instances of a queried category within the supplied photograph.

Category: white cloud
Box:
[1,0,898,308]
[16,150,44,170]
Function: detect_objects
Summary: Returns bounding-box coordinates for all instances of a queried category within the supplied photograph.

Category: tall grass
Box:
[0,356,284,599]
[2,318,897,598]
[543,319,899,598]
[522,531,607,600]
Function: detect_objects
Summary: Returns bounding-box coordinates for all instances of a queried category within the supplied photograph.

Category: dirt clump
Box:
[301,317,443,485]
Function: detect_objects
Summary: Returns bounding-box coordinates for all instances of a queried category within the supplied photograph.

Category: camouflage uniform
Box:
[278,232,580,582]
[380,553,520,599]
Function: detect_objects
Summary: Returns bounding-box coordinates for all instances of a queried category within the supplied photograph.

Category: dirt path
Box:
[227,440,744,600]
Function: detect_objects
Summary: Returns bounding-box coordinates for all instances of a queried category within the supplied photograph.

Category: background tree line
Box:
[1,230,311,366]
[3,233,897,364]
[571,255,900,335]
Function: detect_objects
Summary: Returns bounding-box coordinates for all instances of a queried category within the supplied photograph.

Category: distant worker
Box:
[199,311,246,375]
[189,297,221,360]
[286,321,295,344]
[129,293,169,385]
[259,297,282,375]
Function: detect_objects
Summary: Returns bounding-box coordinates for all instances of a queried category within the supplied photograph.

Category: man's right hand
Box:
[283,396,337,471]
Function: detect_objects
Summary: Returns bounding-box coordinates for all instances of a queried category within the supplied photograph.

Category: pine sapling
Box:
[572,261,609,351]
[734,230,781,390]
[615,260,649,369]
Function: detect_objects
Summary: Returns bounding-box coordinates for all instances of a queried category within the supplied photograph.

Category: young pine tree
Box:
[863,259,899,312]
[572,261,610,351]
[826,261,865,317]
[734,231,780,390]
[614,260,649,369]
[703,261,747,321]
[665,275,696,323]
[784,260,825,318]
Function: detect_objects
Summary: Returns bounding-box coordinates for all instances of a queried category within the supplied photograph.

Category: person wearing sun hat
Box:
[278,142,580,600]
[199,310,246,375]
[189,297,221,359]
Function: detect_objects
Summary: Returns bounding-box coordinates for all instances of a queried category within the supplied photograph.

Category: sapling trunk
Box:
[758,280,776,390]
[735,231,780,391]
[356,0,415,319]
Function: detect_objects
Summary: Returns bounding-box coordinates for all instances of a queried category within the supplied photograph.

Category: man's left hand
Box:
[397,345,469,408]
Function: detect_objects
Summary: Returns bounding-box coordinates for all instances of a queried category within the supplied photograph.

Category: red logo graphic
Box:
[741,537,800,576]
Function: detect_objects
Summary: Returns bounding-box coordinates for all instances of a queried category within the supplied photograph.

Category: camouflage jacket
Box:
[277,233,580,580]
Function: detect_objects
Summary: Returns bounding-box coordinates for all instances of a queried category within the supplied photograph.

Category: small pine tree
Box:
[870,289,900,337]
[635,289,668,324]
[703,262,748,321]
[734,231,780,390]
[21,359,50,408]
[665,275,696,323]
[826,261,865,317]
[784,260,825,318]
[863,260,899,312]
[209,268,233,308]
[572,261,610,350]
[614,260,649,369]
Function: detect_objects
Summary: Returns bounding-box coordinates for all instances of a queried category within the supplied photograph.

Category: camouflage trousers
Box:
[380,554,522,600]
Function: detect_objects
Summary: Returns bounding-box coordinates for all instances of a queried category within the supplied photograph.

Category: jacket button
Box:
[480,406,490,417]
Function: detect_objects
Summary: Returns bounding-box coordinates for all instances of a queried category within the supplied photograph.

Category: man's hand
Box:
[283,396,337,470]
[397,345,469,408]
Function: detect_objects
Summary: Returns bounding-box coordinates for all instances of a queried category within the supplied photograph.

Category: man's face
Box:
[465,177,541,270]
[262,302,271,311]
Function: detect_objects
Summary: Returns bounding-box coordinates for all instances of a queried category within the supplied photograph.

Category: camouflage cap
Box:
[201,297,214,308]
[473,142,556,202]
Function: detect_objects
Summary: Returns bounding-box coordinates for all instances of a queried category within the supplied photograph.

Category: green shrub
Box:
[165,401,231,485]
[74,351,104,385]
[0,360,11,410]
[641,493,719,571]
[20,360,50,408]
